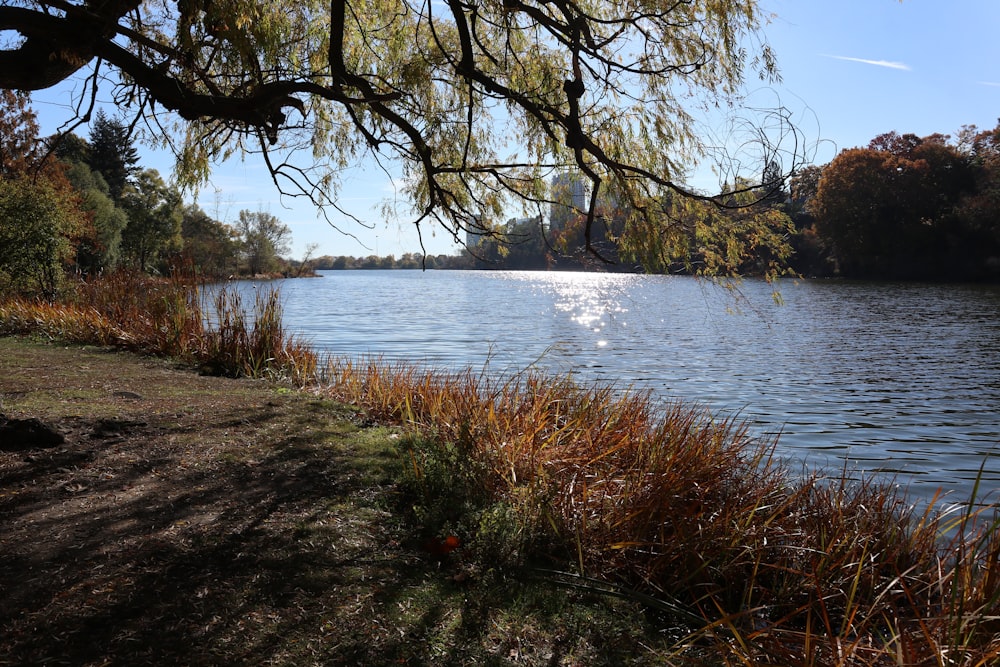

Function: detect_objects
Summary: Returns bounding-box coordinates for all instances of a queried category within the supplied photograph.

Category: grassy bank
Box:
[0,270,317,384]
[3,272,1000,665]
[1,337,662,665]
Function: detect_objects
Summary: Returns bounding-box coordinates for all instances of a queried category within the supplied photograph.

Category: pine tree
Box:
[88,110,139,202]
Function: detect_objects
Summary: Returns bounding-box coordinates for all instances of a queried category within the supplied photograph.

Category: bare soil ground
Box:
[0,337,428,665]
[0,337,658,666]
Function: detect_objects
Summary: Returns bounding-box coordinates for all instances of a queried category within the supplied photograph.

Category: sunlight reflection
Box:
[503,271,639,331]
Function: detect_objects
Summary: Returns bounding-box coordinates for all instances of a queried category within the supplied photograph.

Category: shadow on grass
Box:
[0,401,654,666]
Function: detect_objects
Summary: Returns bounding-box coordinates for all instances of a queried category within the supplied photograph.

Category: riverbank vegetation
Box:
[0,94,313,296]
[0,271,316,384]
[3,273,1000,664]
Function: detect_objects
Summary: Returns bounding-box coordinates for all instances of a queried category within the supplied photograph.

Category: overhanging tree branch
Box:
[0,0,807,274]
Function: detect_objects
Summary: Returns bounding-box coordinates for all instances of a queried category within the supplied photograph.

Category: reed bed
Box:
[200,286,317,381]
[0,270,316,383]
[320,356,1000,665]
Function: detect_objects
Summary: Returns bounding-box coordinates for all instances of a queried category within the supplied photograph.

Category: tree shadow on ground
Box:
[0,399,653,666]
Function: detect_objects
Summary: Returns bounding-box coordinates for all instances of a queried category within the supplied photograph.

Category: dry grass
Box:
[320,356,1000,665]
[0,270,316,384]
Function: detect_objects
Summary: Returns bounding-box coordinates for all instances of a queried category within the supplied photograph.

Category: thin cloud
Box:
[824,55,911,71]
[977,81,1000,87]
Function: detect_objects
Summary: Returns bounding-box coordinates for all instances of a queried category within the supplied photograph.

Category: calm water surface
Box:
[265,270,1000,503]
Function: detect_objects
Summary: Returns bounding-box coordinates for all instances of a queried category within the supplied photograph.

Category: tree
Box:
[50,132,91,166]
[48,132,130,273]
[236,210,291,276]
[0,0,800,274]
[500,216,548,270]
[812,148,905,277]
[0,90,40,176]
[180,205,238,278]
[788,165,823,220]
[812,134,975,279]
[64,161,128,273]
[0,93,92,290]
[785,164,830,276]
[397,252,422,270]
[950,121,1000,279]
[120,169,183,272]
[88,110,140,201]
[661,189,795,278]
[0,178,76,298]
[759,159,787,206]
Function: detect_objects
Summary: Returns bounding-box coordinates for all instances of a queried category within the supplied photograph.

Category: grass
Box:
[0,270,317,383]
[321,356,1000,664]
[3,272,1000,665]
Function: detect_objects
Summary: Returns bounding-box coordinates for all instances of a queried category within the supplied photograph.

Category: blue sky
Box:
[28,0,1000,258]
[766,0,1000,161]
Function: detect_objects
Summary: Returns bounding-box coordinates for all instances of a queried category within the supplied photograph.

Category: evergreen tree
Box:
[88,110,139,201]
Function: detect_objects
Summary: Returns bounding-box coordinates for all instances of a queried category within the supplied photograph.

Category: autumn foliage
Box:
[0,91,93,297]
[803,128,1000,280]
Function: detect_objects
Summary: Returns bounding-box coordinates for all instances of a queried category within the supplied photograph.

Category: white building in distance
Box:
[549,172,589,232]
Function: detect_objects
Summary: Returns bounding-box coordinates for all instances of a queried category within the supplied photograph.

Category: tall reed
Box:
[69,269,203,356]
[320,355,1000,664]
[200,286,317,382]
[0,270,315,383]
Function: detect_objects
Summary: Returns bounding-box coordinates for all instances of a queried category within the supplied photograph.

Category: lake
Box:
[256,270,1000,504]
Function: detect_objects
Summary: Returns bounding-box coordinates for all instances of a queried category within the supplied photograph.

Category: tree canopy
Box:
[0,89,88,295]
[237,209,292,276]
[800,128,999,281]
[0,90,39,176]
[0,93,309,289]
[0,0,799,269]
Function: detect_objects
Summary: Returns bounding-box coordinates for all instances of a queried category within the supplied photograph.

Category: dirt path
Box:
[0,337,427,665]
[0,337,667,666]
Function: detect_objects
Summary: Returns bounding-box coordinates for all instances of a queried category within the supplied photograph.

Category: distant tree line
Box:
[371,124,1000,282]
[789,125,1000,281]
[311,252,475,270]
[0,93,302,298]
